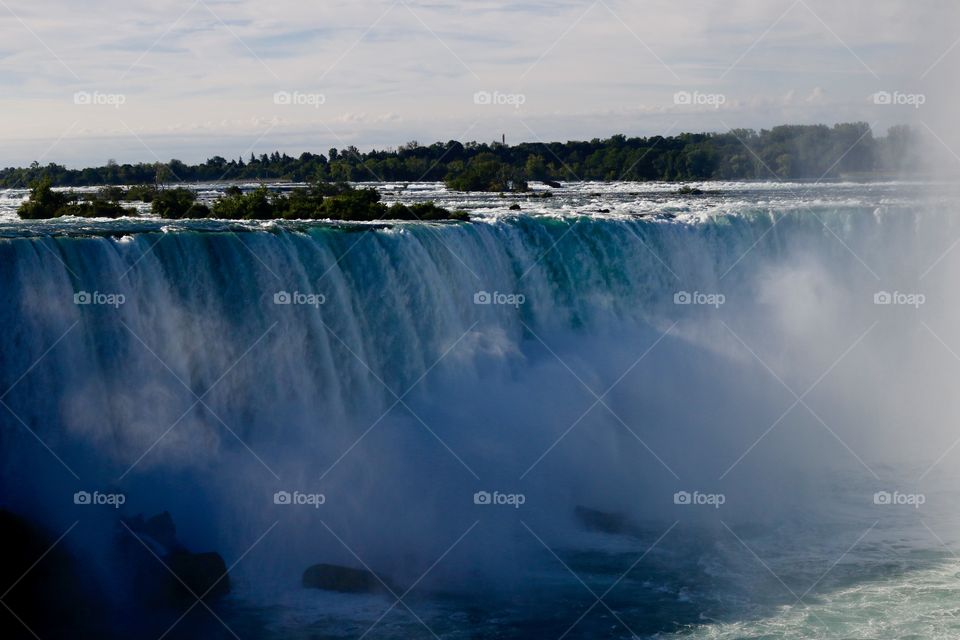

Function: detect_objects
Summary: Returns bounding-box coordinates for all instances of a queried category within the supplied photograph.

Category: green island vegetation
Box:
[208,183,465,221]
[16,180,128,219]
[1,123,922,193]
[16,179,468,221]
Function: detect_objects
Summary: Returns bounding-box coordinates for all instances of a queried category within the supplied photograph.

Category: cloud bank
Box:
[0,0,957,166]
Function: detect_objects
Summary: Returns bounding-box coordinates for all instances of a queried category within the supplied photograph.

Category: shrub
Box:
[17,180,73,219]
[61,200,128,218]
[152,188,210,219]
[210,186,274,220]
[445,154,528,192]
[124,185,158,202]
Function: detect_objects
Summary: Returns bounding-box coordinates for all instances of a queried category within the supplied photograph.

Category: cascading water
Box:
[4,182,960,639]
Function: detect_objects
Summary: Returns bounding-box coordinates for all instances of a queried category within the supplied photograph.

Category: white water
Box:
[3,181,960,638]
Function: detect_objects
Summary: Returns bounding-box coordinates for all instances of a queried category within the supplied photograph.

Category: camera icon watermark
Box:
[673,90,726,109]
[871,91,925,109]
[274,91,326,108]
[473,290,525,308]
[73,490,126,508]
[873,290,925,309]
[273,490,326,508]
[873,490,924,508]
[473,90,526,108]
[73,91,126,109]
[674,291,725,308]
[274,290,326,308]
[473,490,526,508]
[673,490,725,509]
[74,291,125,308]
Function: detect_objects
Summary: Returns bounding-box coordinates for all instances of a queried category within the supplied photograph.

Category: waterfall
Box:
[3,203,960,602]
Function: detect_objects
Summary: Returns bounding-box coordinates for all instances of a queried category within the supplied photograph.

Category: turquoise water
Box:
[2,181,960,638]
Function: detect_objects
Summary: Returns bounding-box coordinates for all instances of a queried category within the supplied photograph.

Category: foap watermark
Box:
[874,290,925,309]
[674,291,725,308]
[473,90,526,108]
[674,90,726,109]
[73,91,126,108]
[873,490,925,509]
[674,490,725,509]
[74,490,126,508]
[274,290,326,308]
[74,291,125,308]
[872,91,925,109]
[474,290,525,308]
[473,490,526,509]
[274,91,326,108]
[273,490,326,508]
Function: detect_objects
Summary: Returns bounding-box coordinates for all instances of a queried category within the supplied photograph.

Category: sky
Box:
[1,0,958,167]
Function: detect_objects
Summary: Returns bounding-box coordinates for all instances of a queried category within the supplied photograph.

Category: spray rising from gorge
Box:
[4,181,960,637]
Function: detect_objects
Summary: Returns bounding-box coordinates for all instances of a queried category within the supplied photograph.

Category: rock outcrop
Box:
[121,511,230,605]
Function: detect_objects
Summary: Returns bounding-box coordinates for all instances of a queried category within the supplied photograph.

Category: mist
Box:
[3,197,959,620]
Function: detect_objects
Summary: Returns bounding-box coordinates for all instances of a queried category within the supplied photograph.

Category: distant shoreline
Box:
[0,122,923,190]
[1,174,938,191]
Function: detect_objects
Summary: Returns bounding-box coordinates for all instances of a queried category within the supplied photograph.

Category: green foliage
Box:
[387,202,469,221]
[96,186,125,201]
[170,181,465,221]
[17,179,130,218]
[524,155,549,181]
[151,188,210,219]
[16,178,467,222]
[211,185,275,220]
[1,123,920,189]
[314,187,383,221]
[62,200,128,218]
[124,185,158,202]
[445,154,528,192]
[280,188,323,220]
[17,179,72,219]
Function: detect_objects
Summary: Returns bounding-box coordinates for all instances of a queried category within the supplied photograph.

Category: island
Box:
[16,179,469,222]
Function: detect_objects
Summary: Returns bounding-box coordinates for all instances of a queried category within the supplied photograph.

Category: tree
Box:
[0,123,923,189]
[152,188,209,219]
[525,154,549,181]
[17,179,70,219]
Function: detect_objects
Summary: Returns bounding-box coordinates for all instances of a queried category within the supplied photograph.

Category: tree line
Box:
[0,123,923,191]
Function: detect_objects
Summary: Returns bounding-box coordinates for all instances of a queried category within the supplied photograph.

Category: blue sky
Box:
[1,0,957,167]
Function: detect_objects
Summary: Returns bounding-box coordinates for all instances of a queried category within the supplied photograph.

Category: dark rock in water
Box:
[574,506,644,538]
[303,563,396,594]
[122,511,182,555]
[597,208,611,213]
[1,509,110,638]
[543,180,562,188]
[509,204,521,210]
[168,550,230,600]
[143,511,179,551]
[121,511,230,605]
[634,212,676,220]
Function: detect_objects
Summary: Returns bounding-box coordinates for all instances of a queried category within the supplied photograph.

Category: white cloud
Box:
[0,0,956,166]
